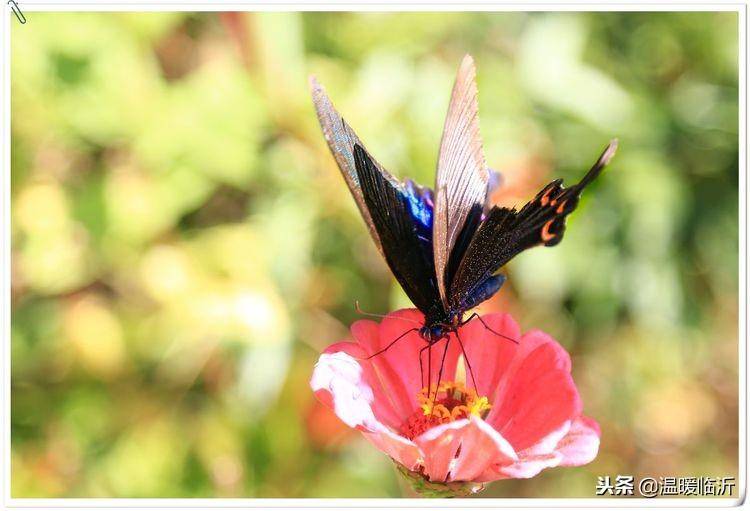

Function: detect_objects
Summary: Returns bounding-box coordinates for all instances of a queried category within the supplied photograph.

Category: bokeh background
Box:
[10,11,739,498]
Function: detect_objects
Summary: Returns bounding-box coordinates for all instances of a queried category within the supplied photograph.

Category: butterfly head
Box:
[420,324,449,342]
[420,312,464,342]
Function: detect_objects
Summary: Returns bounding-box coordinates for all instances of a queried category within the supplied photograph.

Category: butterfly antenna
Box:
[454,330,479,394]
[359,327,419,361]
[354,301,421,325]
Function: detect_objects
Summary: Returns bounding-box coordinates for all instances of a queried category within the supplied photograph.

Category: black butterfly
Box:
[310,55,617,387]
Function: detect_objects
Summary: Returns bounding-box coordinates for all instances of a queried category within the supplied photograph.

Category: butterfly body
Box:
[310,55,617,352]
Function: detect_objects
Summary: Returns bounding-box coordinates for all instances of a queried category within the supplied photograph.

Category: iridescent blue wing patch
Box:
[353,145,444,321]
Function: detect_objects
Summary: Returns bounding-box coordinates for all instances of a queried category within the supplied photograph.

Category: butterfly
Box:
[310,54,617,389]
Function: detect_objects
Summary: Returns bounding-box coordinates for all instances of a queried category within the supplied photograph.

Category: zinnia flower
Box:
[310,309,600,496]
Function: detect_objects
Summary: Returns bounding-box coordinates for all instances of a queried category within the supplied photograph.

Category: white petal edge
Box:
[310,351,380,431]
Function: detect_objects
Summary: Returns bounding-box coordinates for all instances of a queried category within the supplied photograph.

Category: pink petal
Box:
[363,428,421,472]
[556,415,601,467]
[412,420,466,482]
[413,417,517,482]
[312,310,601,483]
[349,315,418,419]
[320,341,403,429]
[310,350,380,431]
[311,344,423,470]
[456,313,521,397]
[521,329,573,372]
[478,416,600,482]
[352,309,461,416]
[520,420,572,457]
[492,452,563,480]
[479,423,571,482]
[488,332,582,451]
[450,417,517,482]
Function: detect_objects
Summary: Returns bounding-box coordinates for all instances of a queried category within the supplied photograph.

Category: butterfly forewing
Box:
[448,139,618,310]
[352,145,445,320]
[433,54,489,307]
[310,76,401,258]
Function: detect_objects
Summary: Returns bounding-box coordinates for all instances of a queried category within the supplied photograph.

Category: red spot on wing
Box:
[541,220,556,243]
[540,188,554,206]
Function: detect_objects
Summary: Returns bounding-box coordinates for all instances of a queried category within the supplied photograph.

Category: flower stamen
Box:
[401,381,492,440]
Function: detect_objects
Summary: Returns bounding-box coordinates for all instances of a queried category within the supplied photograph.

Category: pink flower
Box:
[310,309,599,489]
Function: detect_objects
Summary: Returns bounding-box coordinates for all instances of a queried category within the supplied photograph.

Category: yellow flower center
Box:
[400,381,492,440]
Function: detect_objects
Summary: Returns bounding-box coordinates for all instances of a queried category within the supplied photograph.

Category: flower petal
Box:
[363,428,422,472]
[521,420,572,457]
[556,415,601,467]
[450,417,518,482]
[319,341,403,429]
[311,340,427,472]
[412,420,466,481]
[488,332,582,451]
[313,310,601,484]
[310,351,380,431]
[521,329,572,372]
[352,309,461,416]
[493,452,563,480]
[413,416,517,482]
[457,313,521,397]
[350,313,420,418]
[478,422,570,482]
[478,416,600,482]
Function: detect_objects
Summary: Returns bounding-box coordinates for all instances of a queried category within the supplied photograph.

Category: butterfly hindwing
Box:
[353,145,445,320]
[447,140,618,311]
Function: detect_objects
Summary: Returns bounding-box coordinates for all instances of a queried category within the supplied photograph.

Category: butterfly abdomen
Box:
[457,274,506,312]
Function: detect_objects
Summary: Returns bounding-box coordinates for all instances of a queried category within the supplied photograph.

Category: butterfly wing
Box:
[310,76,400,257]
[448,139,618,311]
[311,77,443,319]
[484,169,503,216]
[433,54,490,308]
[353,145,444,320]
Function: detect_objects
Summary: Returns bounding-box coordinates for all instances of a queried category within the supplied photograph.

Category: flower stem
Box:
[395,463,485,498]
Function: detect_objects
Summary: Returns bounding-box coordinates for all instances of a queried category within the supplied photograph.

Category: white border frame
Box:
[1,1,746,509]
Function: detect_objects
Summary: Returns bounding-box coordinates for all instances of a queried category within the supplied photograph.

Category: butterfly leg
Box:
[418,342,432,391]
[361,328,420,360]
[463,313,518,345]
[418,345,424,389]
[432,335,451,404]
[454,329,479,394]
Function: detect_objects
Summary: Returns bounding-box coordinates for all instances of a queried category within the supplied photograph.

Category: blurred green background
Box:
[11,11,738,498]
